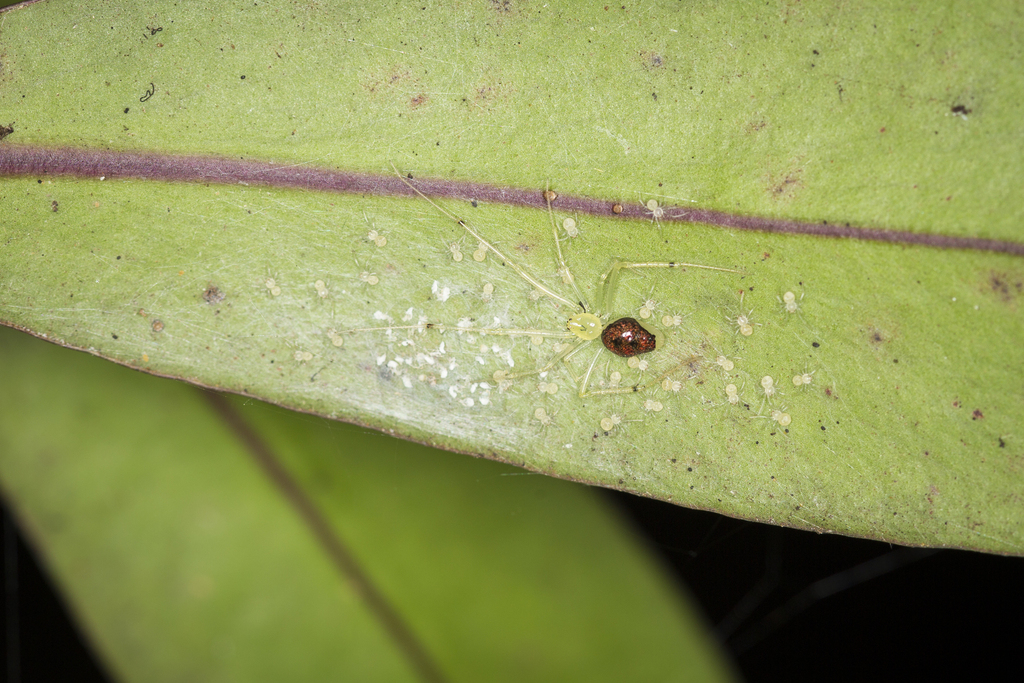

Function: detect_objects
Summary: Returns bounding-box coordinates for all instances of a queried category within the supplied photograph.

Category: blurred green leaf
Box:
[0,324,733,682]
[1,0,1022,560]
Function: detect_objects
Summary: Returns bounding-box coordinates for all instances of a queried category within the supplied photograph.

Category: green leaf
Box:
[0,324,733,681]
[1,0,1022,555]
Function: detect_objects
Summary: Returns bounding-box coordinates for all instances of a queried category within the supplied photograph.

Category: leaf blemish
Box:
[202,285,225,304]
[764,156,806,202]
[950,104,972,118]
[984,270,1023,304]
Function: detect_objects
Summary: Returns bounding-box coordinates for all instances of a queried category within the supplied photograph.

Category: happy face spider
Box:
[339,165,739,398]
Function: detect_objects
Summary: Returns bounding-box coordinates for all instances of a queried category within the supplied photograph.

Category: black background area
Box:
[2,492,1023,682]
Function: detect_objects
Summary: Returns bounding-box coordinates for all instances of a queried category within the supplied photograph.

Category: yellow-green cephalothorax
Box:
[566,312,603,341]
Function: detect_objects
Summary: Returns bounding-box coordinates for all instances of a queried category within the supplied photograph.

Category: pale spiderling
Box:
[661,314,684,327]
[627,357,649,372]
[792,370,815,387]
[778,289,804,314]
[600,414,623,431]
[561,216,579,238]
[534,407,554,426]
[639,295,658,320]
[537,381,559,395]
[644,198,665,227]
[472,241,487,262]
[447,239,464,262]
[643,399,664,412]
[728,290,759,337]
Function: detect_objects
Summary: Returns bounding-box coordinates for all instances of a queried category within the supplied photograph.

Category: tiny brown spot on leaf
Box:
[203,285,225,304]
[470,79,512,109]
[866,325,887,345]
[476,85,494,101]
[972,409,984,420]
[983,270,1023,305]
[409,93,428,108]
[770,173,801,197]
[638,49,664,69]
[363,68,412,95]
[489,0,512,14]
[764,158,805,202]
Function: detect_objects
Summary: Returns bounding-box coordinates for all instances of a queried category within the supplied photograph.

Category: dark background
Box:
[3,488,1022,683]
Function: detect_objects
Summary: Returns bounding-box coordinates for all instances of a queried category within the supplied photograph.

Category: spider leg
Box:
[392,163,580,311]
[579,354,701,397]
[338,323,576,340]
[545,185,588,311]
[494,338,589,383]
[596,260,739,315]
[569,345,607,398]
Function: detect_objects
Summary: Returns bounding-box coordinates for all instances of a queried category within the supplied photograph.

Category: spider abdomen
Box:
[601,317,656,357]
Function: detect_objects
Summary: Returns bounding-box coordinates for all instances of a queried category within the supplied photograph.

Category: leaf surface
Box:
[1,0,1022,553]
